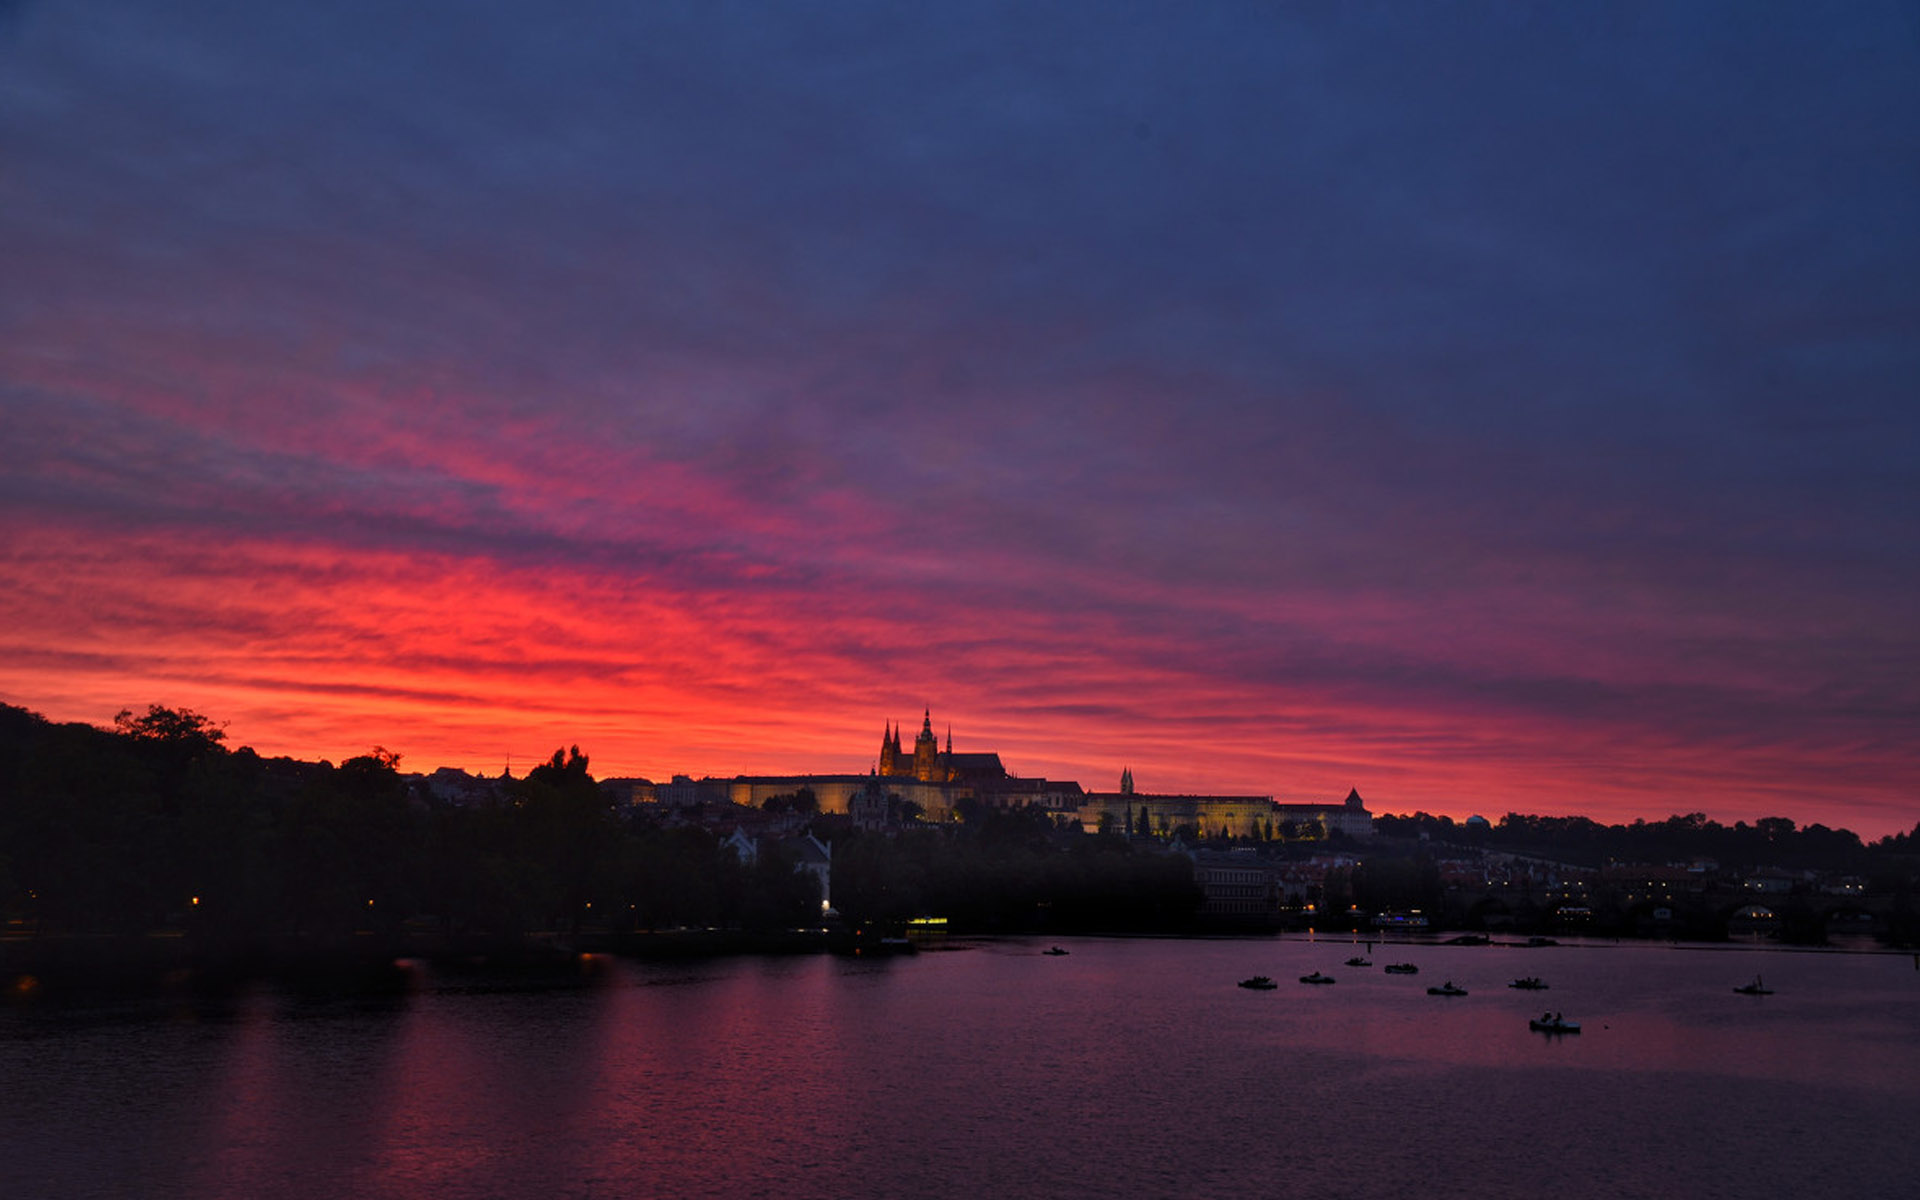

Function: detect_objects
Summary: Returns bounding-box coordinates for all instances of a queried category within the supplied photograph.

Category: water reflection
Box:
[185,986,285,1196]
[5,940,1916,1199]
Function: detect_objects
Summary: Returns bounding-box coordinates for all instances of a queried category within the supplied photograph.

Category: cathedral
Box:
[878,710,1009,786]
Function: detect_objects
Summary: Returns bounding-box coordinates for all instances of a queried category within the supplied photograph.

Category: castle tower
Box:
[1121,767,1134,796]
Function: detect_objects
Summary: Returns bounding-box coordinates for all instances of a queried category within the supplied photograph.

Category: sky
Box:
[2,1,1916,836]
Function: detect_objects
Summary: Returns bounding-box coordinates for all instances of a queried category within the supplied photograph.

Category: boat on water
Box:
[1427,981,1468,996]
[1345,956,1372,967]
[1530,1013,1581,1033]
[1383,963,1419,975]
[1299,971,1336,985]
[1527,936,1559,947]
[1734,975,1774,995]
[1238,975,1278,990]
[1043,946,1070,956]
[1509,977,1549,990]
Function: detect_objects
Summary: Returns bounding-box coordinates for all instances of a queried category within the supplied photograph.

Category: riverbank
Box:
[3,927,861,998]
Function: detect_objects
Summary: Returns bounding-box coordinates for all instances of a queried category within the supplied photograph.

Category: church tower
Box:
[912,709,940,782]
[879,722,901,777]
[1121,767,1134,796]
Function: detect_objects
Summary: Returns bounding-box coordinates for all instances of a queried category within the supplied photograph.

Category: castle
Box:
[624,707,1369,839]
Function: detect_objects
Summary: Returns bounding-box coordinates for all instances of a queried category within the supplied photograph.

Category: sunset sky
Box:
[3,2,1915,836]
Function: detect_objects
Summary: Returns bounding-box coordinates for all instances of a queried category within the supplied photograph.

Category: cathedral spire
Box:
[945,725,952,754]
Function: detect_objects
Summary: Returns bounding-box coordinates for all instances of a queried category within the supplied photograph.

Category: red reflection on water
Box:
[546,957,858,1189]
[357,985,507,1195]
[183,988,290,1196]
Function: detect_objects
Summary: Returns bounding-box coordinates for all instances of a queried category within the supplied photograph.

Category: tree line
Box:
[1373,809,1917,874]
[0,703,1199,951]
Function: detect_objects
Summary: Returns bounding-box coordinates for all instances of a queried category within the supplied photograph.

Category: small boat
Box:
[1530,1014,1581,1034]
[1043,946,1070,956]
[1345,956,1372,968]
[1526,936,1559,947]
[1733,975,1773,995]
[1299,971,1337,985]
[1445,934,1490,946]
[1238,976,1278,990]
[1508,977,1549,990]
[1427,981,1468,996]
[1383,963,1419,975]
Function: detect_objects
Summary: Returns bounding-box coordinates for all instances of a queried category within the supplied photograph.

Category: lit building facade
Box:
[1078,780,1374,840]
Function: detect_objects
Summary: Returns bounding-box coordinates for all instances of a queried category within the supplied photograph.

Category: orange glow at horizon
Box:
[2,518,1913,839]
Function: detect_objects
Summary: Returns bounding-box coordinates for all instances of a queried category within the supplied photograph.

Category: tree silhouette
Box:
[113,704,226,752]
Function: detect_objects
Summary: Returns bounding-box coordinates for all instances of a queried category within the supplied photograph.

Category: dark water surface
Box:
[6,937,1917,1199]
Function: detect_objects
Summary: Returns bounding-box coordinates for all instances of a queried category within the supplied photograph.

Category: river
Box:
[6,936,1917,1199]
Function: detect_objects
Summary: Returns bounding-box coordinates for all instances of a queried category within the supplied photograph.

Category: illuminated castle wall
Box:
[1079,781,1374,839]
[1079,790,1274,839]
[723,773,959,822]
